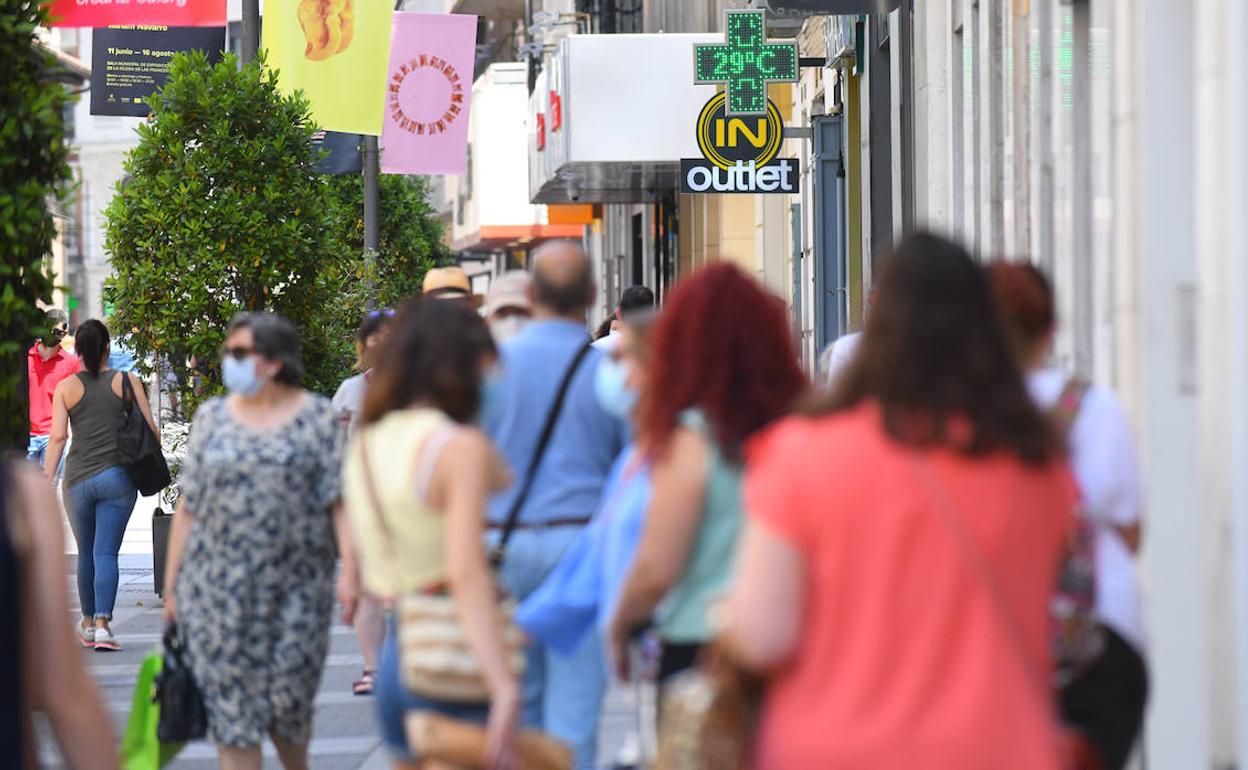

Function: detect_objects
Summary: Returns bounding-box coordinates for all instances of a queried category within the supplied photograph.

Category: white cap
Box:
[484,271,533,317]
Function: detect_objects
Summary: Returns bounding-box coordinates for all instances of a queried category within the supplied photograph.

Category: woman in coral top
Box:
[722,233,1079,770]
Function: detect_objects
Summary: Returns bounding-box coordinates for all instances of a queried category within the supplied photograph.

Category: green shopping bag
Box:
[120,651,184,770]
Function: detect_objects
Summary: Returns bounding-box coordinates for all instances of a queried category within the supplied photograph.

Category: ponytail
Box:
[74,320,110,377]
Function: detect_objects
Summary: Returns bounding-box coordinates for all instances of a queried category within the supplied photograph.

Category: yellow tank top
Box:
[342,408,452,598]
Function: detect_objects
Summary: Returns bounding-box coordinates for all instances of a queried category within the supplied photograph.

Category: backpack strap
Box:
[489,340,593,568]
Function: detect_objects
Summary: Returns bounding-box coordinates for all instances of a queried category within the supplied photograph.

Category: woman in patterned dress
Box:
[162,312,358,770]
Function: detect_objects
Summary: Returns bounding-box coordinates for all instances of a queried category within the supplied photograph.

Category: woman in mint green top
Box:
[607,264,808,683]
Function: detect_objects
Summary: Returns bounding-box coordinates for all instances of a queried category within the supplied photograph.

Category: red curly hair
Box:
[638,262,808,459]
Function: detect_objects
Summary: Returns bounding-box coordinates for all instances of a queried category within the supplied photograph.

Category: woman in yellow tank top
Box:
[340,298,517,770]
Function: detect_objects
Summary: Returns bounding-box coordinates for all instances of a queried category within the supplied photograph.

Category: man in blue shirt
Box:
[484,240,626,769]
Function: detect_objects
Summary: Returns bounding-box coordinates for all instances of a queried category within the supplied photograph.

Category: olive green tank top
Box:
[65,371,125,489]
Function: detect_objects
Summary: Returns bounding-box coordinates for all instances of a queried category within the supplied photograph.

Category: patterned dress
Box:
[176,394,343,747]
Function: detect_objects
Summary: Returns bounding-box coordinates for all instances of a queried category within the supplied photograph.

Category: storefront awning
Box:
[454,223,586,253]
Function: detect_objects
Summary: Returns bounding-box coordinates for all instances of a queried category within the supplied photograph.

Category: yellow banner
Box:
[262,0,394,135]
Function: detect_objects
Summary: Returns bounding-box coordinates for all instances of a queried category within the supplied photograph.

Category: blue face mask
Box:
[477,371,504,425]
[594,355,637,420]
[223,355,263,396]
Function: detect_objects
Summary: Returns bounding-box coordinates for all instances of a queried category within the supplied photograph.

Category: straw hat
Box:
[422,266,483,308]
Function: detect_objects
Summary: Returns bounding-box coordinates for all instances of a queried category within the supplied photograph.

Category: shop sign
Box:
[761,0,901,16]
[681,158,798,194]
[683,10,799,195]
[550,90,562,131]
[44,0,226,28]
[90,25,224,117]
[694,9,797,116]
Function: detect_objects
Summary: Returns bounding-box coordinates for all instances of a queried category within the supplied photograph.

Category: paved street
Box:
[39,506,642,769]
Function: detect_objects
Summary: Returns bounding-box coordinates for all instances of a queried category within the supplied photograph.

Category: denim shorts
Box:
[376,617,489,760]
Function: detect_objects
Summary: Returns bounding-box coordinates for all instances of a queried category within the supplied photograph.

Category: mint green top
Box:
[654,410,745,643]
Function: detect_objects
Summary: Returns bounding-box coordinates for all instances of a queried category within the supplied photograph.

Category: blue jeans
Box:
[67,466,137,620]
[27,434,65,481]
[376,617,489,760]
[488,526,606,770]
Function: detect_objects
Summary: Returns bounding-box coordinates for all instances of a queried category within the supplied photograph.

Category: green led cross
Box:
[695,10,797,116]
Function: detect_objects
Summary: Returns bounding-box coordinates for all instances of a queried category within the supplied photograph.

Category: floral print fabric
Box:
[176,395,343,746]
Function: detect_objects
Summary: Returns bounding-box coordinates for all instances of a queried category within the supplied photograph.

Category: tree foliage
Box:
[318,173,448,375]
[105,51,447,411]
[0,0,72,450]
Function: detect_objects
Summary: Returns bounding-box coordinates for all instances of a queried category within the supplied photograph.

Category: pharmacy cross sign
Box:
[694,10,798,116]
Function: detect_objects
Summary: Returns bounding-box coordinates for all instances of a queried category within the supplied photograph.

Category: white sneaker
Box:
[93,628,122,652]
[76,624,95,648]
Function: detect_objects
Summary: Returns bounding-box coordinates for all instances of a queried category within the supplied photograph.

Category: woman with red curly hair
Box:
[606,262,807,683]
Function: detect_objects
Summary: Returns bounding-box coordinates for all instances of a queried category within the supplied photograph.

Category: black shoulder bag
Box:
[489,341,594,568]
[117,373,172,496]
[155,622,207,742]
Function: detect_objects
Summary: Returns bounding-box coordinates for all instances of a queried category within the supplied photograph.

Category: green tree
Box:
[0,0,72,450]
[318,173,448,375]
[106,51,334,410]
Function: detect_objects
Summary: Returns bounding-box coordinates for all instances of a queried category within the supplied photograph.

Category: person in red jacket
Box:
[27,309,80,471]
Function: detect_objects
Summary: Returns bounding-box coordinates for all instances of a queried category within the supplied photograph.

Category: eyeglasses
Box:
[367,308,395,319]
[220,345,255,361]
[50,327,67,338]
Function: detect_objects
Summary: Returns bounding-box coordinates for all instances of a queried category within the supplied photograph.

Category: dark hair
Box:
[355,308,393,369]
[810,232,1060,464]
[618,285,654,314]
[362,298,497,426]
[986,261,1055,359]
[638,263,807,460]
[532,242,593,315]
[226,312,305,386]
[594,316,615,341]
[74,319,109,377]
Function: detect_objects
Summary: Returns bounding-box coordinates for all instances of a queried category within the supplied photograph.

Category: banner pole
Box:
[240,0,259,64]
[362,134,380,309]
[358,0,404,309]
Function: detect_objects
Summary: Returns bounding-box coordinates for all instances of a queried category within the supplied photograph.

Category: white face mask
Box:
[491,316,528,344]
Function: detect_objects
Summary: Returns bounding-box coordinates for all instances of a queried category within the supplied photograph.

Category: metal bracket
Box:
[799,56,828,68]
[784,126,814,140]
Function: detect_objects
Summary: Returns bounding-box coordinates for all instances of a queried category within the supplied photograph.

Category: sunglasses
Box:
[50,327,67,338]
[220,345,256,361]
[367,308,395,320]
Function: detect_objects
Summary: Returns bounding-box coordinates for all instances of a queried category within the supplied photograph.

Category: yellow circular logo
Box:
[695,92,784,170]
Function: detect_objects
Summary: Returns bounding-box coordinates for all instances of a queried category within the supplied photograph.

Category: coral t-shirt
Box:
[745,402,1077,770]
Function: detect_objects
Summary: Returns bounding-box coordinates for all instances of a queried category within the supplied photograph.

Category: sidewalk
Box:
[46,507,643,768]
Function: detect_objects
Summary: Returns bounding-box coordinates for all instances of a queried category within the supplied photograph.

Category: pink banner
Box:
[380,13,477,176]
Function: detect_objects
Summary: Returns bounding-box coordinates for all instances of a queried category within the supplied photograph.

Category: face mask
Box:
[477,370,505,425]
[490,316,527,345]
[594,355,637,420]
[223,355,264,396]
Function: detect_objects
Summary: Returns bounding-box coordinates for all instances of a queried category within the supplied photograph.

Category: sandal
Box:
[352,669,376,696]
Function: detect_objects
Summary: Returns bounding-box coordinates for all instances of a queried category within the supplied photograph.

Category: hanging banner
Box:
[380,13,477,175]
[311,130,364,174]
[44,0,225,28]
[90,26,225,117]
[262,0,395,135]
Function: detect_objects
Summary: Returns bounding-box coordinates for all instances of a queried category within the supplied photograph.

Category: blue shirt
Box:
[485,319,627,525]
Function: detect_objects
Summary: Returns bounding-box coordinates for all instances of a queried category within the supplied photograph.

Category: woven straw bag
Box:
[395,593,527,703]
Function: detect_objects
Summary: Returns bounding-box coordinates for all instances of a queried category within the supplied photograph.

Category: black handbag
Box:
[155,623,208,743]
[117,373,171,496]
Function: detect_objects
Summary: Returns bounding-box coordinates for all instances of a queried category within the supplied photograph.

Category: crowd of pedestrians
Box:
[6,231,1149,770]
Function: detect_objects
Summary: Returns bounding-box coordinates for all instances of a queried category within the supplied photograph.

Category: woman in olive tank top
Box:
[45,320,158,652]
